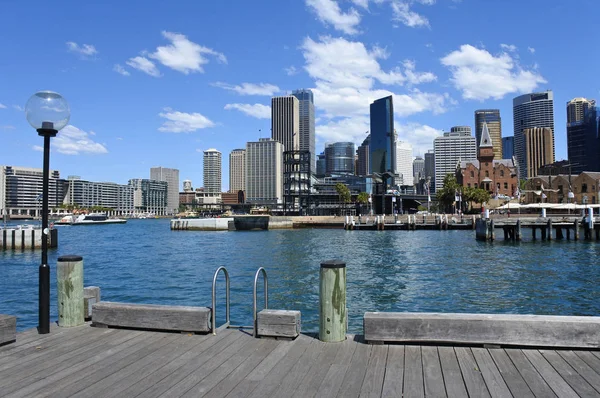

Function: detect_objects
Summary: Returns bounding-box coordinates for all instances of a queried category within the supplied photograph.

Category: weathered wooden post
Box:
[516,219,522,241]
[57,255,84,327]
[574,219,580,240]
[489,219,495,241]
[547,219,553,241]
[319,260,346,342]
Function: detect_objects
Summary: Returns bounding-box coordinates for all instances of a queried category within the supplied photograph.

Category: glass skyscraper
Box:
[475,109,502,159]
[292,89,315,172]
[502,136,514,160]
[567,104,600,173]
[369,96,395,177]
[325,142,355,175]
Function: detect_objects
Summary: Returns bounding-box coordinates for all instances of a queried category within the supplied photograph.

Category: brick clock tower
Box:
[478,123,495,193]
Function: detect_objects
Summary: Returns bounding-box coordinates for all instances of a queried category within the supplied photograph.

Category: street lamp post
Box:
[25,91,70,334]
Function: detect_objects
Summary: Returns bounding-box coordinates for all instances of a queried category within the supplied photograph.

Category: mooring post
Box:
[541,226,547,240]
[547,219,553,241]
[516,219,522,241]
[574,219,580,240]
[532,227,537,240]
[57,255,84,327]
[319,260,346,342]
[566,226,571,240]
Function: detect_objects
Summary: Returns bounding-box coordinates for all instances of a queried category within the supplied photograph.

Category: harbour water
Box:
[2,218,600,333]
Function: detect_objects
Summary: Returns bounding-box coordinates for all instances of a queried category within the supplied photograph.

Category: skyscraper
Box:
[434,129,477,192]
[245,138,283,204]
[203,149,222,193]
[356,133,370,177]
[396,141,413,186]
[475,109,502,159]
[229,149,246,193]
[292,89,315,171]
[567,98,599,173]
[271,96,300,152]
[424,150,435,192]
[413,156,425,181]
[523,127,555,178]
[316,152,326,177]
[325,142,355,175]
[369,96,395,177]
[502,137,514,159]
[150,167,179,215]
[513,91,555,179]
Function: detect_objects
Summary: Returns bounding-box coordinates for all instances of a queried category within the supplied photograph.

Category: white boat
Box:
[54,213,127,225]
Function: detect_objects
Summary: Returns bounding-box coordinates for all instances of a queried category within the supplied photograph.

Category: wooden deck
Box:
[2,324,600,397]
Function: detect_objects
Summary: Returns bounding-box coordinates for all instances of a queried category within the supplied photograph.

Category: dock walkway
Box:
[2,324,600,397]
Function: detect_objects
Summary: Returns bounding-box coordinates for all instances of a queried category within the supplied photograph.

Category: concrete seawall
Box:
[1,227,58,250]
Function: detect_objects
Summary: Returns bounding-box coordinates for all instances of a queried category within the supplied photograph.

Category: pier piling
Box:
[57,255,84,327]
[319,260,346,342]
[547,219,553,241]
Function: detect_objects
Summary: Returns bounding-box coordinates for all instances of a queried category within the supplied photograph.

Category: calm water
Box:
[2,219,600,333]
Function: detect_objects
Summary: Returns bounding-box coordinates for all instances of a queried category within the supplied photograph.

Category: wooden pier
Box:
[3,324,600,397]
[476,217,600,242]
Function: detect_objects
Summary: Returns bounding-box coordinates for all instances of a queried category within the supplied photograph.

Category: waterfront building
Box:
[525,171,600,205]
[413,156,425,181]
[0,165,65,217]
[434,129,477,192]
[424,150,435,193]
[523,127,555,179]
[567,99,599,173]
[271,96,300,152]
[502,136,514,160]
[370,96,396,187]
[513,91,555,179]
[316,152,326,178]
[457,123,518,197]
[245,138,283,205]
[475,109,502,159]
[150,167,179,215]
[229,148,246,193]
[292,89,315,171]
[128,178,168,215]
[396,141,413,186]
[64,176,134,215]
[203,149,222,193]
[325,142,355,175]
[356,134,370,177]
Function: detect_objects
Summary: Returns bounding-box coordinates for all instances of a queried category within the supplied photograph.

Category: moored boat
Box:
[54,213,127,225]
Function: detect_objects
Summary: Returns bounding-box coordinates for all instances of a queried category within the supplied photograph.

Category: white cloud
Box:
[306,0,362,35]
[126,56,161,77]
[285,66,298,76]
[440,44,547,100]
[13,105,23,112]
[390,1,430,28]
[66,41,98,57]
[500,43,517,52]
[351,0,370,9]
[224,103,271,119]
[395,122,442,155]
[158,108,215,133]
[0,125,15,130]
[113,64,130,76]
[0,103,6,109]
[212,82,279,96]
[528,47,536,54]
[149,31,227,74]
[45,125,108,155]
[402,60,437,85]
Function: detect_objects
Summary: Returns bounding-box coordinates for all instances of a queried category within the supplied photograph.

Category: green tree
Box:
[436,174,460,213]
[356,192,369,204]
[335,183,351,215]
[462,186,490,211]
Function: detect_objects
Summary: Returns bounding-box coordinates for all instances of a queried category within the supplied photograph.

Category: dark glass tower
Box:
[369,96,395,176]
[567,105,600,173]
[292,89,315,172]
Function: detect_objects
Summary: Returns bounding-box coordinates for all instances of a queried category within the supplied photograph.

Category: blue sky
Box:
[1,0,598,190]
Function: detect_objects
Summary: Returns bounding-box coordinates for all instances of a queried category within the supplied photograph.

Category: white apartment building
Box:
[150,167,179,215]
[203,149,222,193]
[64,176,134,215]
[396,141,413,187]
[229,149,246,193]
[434,130,477,192]
[246,138,283,204]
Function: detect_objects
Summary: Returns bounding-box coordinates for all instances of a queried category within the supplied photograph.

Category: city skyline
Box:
[1,1,598,190]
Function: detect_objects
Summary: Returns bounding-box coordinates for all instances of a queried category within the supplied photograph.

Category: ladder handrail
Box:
[253,267,268,337]
[212,266,230,335]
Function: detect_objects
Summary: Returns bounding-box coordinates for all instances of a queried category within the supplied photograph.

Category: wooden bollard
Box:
[574,219,580,240]
[489,220,495,241]
[319,260,346,342]
[57,255,85,327]
[516,219,521,241]
[547,219,553,241]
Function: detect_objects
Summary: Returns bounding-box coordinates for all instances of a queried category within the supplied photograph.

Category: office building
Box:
[413,156,425,181]
[292,89,315,170]
[325,142,355,175]
[203,149,222,193]
[434,129,477,192]
[271,96,300,152]
[64,176,134,215]
[424,150,435,192]
[475,109,502,159]
[451,126,471,135]
[0,166,65,217]
[567,98,599,173]
[245,138,284,204]
[513,91,555,179]
[128,178,168,215]
[502,137,514,160]
[229,148,246,193]
[523,127,555,179]
[150,167,179,215]
[370,96,396,180]
[356,134,370,177]
[316,152,326,178]
[396,141,413,186]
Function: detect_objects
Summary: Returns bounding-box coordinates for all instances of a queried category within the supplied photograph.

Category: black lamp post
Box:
[25,91,70,334]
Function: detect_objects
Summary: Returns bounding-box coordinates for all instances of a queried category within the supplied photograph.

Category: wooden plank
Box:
[257,309,301,338]
[92,301,211,332]
[540,349,598,397]
[421,346,446,398]
[471,348,513,397]
[381,345,404,398]
[522,349,579,397]
[0,315,16,345]
[359,344,388,397]
[244,334,316,398]
[558,351,600,394]
[438,346,467,398]
[291,341,340,398]
[455,347,490,398]
[505,349,557,398]
[315,335,358,398]
[336,340,372,398]
[403,345,424,398]
[115,328,239,398]
[140,331,251,398]
[488,349,534,398]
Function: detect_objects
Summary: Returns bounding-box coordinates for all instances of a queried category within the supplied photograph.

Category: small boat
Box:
[54,213,127,225]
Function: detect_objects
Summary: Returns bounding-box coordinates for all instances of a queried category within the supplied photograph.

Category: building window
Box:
[470,170,474,178]
[485,171,489,177]
[467,183,471,188]
[582,183,588,193]
[504,182,508,189]
[500,170,504,177]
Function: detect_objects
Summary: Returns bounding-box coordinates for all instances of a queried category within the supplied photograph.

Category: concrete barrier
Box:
[1,227,57,250]
[170,218,233,231]
[364,312,600,348]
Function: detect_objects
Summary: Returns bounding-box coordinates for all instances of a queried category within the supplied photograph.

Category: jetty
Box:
[0,226,57,251]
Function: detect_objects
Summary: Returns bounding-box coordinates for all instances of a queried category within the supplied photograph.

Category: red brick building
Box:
[456,122,518,197]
